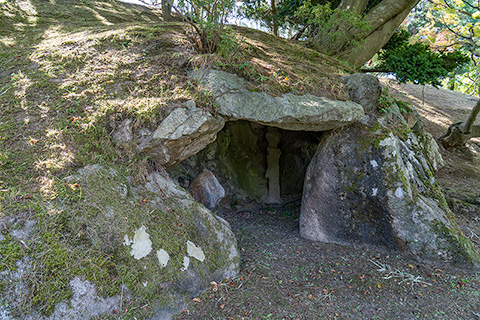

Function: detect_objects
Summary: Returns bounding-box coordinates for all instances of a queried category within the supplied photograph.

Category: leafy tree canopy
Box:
[374,29,469,86]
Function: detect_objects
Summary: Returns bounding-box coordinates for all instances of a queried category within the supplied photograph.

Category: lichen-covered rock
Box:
[189,169,225,209]
[341,73,382,114]
[139,102,225,169]
[145,171,240,283]
[300,122,480,269]
[191,68,365,131]
[0,165,239,319]
[112,118,133,143]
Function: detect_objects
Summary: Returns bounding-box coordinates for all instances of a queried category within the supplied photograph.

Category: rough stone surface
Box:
[341,73,382,114]
[173,121,268,202]
[300,122,480,269]
[191,69,364,131]
[46,277,121,320]
[189,169,225,209]
[112,118,133,143]
[146,172,240,282]
[263,127,282,203]
[139,105,225,169]
[1,166,239,319]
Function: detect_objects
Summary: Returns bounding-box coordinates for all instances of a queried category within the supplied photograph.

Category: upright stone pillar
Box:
[264,127,282,203]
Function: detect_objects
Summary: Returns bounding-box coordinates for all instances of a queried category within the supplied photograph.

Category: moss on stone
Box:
[0,234,25,273]
[431,220,480,268]
[0,165,237,318]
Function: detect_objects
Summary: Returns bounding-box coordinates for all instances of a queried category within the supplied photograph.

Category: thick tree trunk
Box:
[271,0,278,36]
[162,0,174,22]
[337,0,369,14]
[313,0,420,68]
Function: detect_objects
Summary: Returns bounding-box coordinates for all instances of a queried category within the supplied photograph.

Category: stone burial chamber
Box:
[138,69,480,269]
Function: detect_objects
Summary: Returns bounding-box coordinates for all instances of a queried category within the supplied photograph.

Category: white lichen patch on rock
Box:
[186,240,205,262]
[181,256,190,271]
[156,249,170,268]
[129,226,152,260]
[395,187,404,199]
[123,234,133,246]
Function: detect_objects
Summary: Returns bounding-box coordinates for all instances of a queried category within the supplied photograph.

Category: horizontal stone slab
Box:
[190,69,365,131]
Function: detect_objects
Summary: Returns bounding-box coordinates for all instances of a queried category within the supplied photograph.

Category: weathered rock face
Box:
[145,171,240,287]
[0,165,239,319]
[112,118,133,143]
[139,102,225,169]
[191,69,365,131]
[300,123,480,269]
[341,73,382,114]
[189,169,225,209]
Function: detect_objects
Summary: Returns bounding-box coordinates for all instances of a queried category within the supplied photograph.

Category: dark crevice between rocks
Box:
[169,120,321,221]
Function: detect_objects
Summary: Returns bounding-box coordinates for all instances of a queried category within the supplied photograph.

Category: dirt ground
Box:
[174,82,480,320]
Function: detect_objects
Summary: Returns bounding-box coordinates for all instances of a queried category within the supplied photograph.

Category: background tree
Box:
[365,29,469,86]
[415,0,480,94]
[162,0,174,21]
[240,0,280,36]
[241,0,422,68]
[439,100,480,148]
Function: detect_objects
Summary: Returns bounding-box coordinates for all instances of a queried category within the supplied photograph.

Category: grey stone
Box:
[10,220,36,240]
[300,123,480,269]
[189,169,225,209]
[263,127,282,203]
[179,121,320,203]
[2,166,239,319]
[146,172,240,280]
[47,277,121,320]
[139,106,225,169]
[342,73,382,114]
[176,121,269,202]
[191,69,365,131]
[112,118,133,143]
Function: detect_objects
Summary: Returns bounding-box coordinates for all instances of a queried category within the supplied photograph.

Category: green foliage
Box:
[378,87,412,114]
[378,30,469,86]
[382,29,410,51]
[441,50,470,73]
[240,0,278,31]
[295,0,370,55]
[178,0,237,54]
[0,234,25,273]
[380,42,446,86]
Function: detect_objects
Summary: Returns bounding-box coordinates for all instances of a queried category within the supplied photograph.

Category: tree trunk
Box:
[313,0,420,69]
[439,100,480,149]
[162,0,174,22]
[271,0,278,36]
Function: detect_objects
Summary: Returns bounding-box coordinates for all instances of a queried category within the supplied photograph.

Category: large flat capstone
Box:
[190,69,365,131]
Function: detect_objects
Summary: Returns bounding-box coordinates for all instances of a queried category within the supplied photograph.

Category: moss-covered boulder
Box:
[0,165,239,319]
[300,119,480,269]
